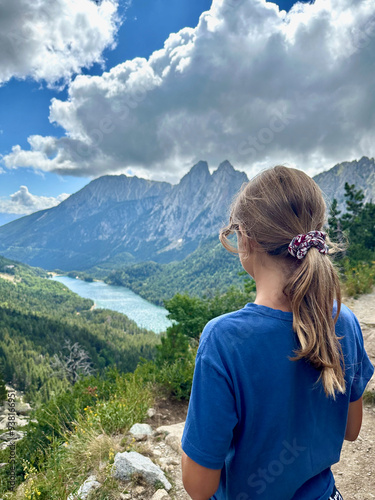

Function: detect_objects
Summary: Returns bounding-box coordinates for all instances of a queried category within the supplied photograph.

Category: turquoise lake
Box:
[52,276,172,333]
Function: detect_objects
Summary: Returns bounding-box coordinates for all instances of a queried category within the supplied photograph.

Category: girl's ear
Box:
[239,228,260,253]
[238,227,253,253]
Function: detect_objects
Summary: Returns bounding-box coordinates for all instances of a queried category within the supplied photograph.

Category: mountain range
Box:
[0,156,374,272]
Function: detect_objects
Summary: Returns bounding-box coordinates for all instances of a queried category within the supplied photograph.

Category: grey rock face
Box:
[112,451,172,491]
[313,156,375,212]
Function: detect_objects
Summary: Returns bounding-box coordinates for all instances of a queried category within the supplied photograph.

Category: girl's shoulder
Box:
[197,302,291,355]
[197,306,249,354]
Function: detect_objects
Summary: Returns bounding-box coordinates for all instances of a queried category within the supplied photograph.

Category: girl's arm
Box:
[181,451,221,500]
[345,397,363,441]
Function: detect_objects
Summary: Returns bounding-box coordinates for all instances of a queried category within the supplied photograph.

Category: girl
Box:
[181,166,374,500]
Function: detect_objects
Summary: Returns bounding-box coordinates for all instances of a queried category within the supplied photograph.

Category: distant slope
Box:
[0,255,159,404]
[313,156,375,211]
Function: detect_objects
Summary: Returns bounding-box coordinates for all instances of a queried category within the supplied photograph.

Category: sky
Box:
[0,0,374,226]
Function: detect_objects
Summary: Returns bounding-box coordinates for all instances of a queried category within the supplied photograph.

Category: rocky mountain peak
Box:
[313,156,375,212]
[179,161,210,186]
[215,159,235,174]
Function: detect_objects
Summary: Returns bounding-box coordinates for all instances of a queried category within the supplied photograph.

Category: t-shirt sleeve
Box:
[349,314,374,402]
[181,343,238,469]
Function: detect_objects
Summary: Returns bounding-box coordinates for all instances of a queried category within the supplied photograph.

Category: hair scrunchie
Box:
[288,230,329,260]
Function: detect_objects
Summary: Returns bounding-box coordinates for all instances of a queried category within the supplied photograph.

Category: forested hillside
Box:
[103,236,244,305]
[0,256,159,405]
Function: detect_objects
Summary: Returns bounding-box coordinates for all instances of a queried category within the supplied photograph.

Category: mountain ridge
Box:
[0,156,374,271]
[0,161,248,270]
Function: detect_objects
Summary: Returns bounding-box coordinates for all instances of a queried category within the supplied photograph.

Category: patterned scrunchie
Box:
[288,230,329,260]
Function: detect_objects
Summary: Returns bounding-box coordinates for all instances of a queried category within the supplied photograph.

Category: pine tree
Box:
[0,371,7,402]
[341,182,365,231]
[328,198,341,241]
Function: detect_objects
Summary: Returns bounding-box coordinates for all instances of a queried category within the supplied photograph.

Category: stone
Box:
[112,451,172,491]
[67,475,101,500]
[14,402,32,415]
[147,408,156,418]
[0,430,25,441]
[160,457,179,466]
[151,490,170,500]
[156,422,185,454]
[165,434,182,454]
[156,422,185,440]
[14,417,29,428]
[0,420,9,431]
[129,423,153,437]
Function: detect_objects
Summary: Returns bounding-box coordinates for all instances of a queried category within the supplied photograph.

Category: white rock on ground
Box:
[147,408,156,418]
[129,423,153,436]
[112,451,172,491]
[67,475,101,500]
[151,489,171,499]
[14,402,32,415]
[0,430,24,441]
[156,422,185,454]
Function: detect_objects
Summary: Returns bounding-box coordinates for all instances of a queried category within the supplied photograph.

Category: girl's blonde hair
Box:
[220,165,345,398]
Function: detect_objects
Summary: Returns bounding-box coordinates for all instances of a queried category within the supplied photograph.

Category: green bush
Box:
[156,323,191,365]
[156,356,196,400]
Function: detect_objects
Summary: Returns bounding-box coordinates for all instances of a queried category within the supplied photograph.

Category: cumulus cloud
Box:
[0,186,70,215]
[2,0,375,181]
[0,0,121,87]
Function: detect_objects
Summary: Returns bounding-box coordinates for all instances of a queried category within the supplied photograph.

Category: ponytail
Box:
[220,165,346,398]
[284,246,345,398]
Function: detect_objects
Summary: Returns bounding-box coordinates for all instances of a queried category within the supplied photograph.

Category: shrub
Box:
[342,260,375,297]
[157,356,196,400]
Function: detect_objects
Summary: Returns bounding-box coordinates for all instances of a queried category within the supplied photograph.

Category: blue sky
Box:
[0,0,374,226]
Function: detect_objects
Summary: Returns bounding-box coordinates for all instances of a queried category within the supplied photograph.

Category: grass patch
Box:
[363,390,375,406]
[342,261,375,298]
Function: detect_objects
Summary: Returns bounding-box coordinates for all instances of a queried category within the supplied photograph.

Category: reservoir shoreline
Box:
[52,275,172,334]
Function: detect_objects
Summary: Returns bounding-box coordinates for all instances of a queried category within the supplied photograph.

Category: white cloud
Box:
[0,0,121,87]
[0,186,70,215]
[2,0,375,181]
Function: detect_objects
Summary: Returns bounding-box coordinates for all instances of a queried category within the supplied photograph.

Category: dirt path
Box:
[331,292,375,499]
[344,292,375,394]
[332,406,375,499]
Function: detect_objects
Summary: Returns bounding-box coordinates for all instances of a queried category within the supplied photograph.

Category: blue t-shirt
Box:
[181,302,374,500]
